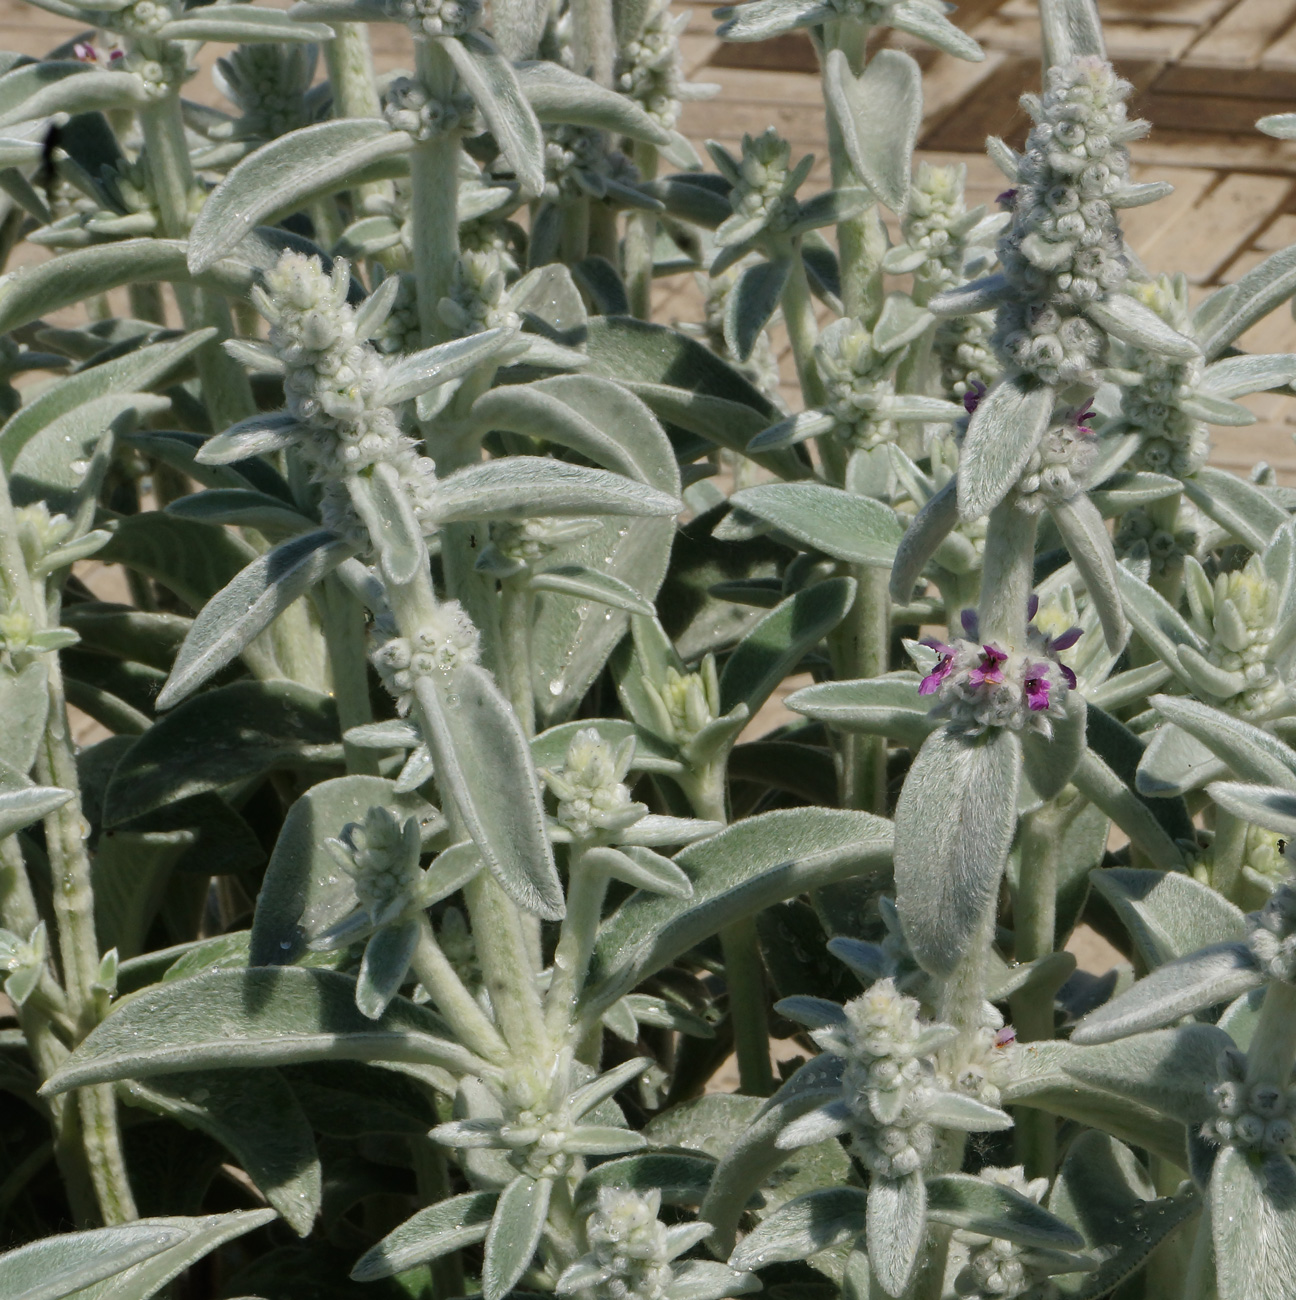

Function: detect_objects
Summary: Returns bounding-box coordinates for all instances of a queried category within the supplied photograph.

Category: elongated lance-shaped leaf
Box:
[1090,866,1245,969]
[40,967,486,1095]
[1181,465,1288,554]
[515,59,671,143]
[724,257,791,362]
[441,33,545,198]
[188,120,412,272]
[426,455,680,522]
[380,326,518,405]
[716,0,833,40]
[1209,781,1296,838]
[823,48,920,213]
[894,726,1021,978]
[787,673,936,749]
[348,464,425,586]
[890,475,960,602]
[0,1223,188,1300]
[1197,244,1296,359]
[1212,1144,1296,1300]
[157,531,353,710]
[0,784,73,838]
[583,808,892,1016]
[0,329,216,469]
[120,1069,322,1236]
[0,65,148,129]
[1201,353,1296,397]
[483,1174,551,1300]
[926,1174,1084,1248]
[1049,493,1128,653]
[958,376,1055,520]
[528,565,655,615]
[0,232,341,337]
[352,1191,499,1280]
[728,482,903,567]
[157,4,335,40]
[1148,693,1296,792]
[729,1187,868,1269]
[719,577,855,718]
[413,666,565,920]
[1070,942,1261,1045]
[165,488,315,535]
[868,1170,926,1297]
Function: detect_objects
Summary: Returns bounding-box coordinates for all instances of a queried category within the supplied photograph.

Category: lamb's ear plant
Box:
[5,0,1296,1293]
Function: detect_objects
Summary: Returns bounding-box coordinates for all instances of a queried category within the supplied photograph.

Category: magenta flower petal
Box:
[963,379,987,415]
[960,608,980,639]
[968,644,1008,688]
[1023,665,1052,711]
[918,640,955,696]
[1027,593,1039,622]
[1059,664,1077,690]
[1049,626,1083,652]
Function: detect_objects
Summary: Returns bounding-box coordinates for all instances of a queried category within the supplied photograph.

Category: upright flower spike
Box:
[616,0,718,134]
[213,42,321,143]
[558,1188,755,1300]
[928,57,1196,525]
[538,727,646,840]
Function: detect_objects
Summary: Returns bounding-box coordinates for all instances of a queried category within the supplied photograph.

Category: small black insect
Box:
[37,121,61,213]
[1280,839,1287,857]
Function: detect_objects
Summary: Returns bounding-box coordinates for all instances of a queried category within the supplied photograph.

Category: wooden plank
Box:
[920,49,1011,125]
[971,13,1198,58]
[1136,91,1294,133]
[1131,129,1296,175]
[1183,0,1296,66]
[1118,166,1217,264]
[1255,212,1296,248]
[1258,17,1296,66]
[1146,173,1293,282]
[920,54,1037,152]
[710,32,818,71]
[1151,62,1296,95]
[997,0,1231,24]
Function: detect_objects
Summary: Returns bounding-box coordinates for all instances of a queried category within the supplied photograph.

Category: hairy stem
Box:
[832,565,889,812]
[977,501,1038,647]
[411,914,509,1063]
[779,250,826,408]
[410,40,461,346]
[625,143,659,318]
[499,578,536,738]
[136,80,254,430]
[316,575,380,775]
[545,847,609,1041]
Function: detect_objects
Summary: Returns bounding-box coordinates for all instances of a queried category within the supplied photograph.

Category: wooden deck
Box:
[0,0,1294,472]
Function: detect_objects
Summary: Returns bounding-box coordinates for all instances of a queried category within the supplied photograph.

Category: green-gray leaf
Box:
[351,1191,499,1280]
[894,726,1021,978]
[42,967,484,1095]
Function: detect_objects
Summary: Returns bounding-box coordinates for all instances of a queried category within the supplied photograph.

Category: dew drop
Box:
[547,679,563,696]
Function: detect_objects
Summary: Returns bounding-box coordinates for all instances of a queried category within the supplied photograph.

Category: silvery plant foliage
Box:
[6,0,1296,1295]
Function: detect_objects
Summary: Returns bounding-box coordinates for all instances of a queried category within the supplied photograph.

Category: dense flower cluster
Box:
[478,517,598,577]
[1012,404,1097,511]
[326,806,424,928]
[1203,1047,1296,1155]
[397,0,482,38]
[383,76,476,141]
[116,0,174,35]
[544,126,637,205]
[120,47,189,100]
[1188,555,1285,720]
[539,728,646,839]
[816,319,900,451]
[615,0,713,131]
[952,1167,1059,1299]
[215,42,317,140]
[643,658,720,747]
[719,128,807,242]
[902,162,975,295]
[690,265,783,401]
[992,59,1145,384]
[369,604,481,714]
[1119,278,1209,478]
[371,272,422,355]
[437,249,522,337]
[561,1189,676,1299]
[937,313,999,403]
[917,604,1079,736]
[1247,876,1296,983]
[256,251,441,542]
[1114,506,1197,576]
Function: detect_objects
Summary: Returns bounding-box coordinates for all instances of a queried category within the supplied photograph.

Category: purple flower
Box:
[1027,594,1039,622]
[1023,665,1052,711]
[963,380,987,415]
[960,608,980,639]
[919,640,955,696]
[1074,402,1097,437]
[969,644,1007,688]
[996,188,1017,210]
[1058,663,1077,689]
[73,41,97,61]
